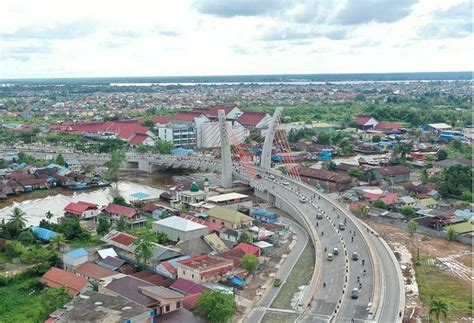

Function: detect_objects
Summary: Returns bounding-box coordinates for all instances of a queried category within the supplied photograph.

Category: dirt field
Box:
[365,220,473,322]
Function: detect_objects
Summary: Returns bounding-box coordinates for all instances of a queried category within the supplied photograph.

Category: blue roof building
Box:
[250,208,279,224]
[31,226,57,241]
[65,248,88,259]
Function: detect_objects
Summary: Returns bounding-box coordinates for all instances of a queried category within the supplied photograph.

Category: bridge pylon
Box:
[218,109,233,188]
[261,107,283,169]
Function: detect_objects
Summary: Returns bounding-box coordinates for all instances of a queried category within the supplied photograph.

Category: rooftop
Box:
[155,216,208,232]
[207,192,248,203]
[206,206,254,224]
[41,267,88,296]
[75,262,117,280]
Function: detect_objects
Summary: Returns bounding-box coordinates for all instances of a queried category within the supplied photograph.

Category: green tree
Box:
[400,207,416,218]
[276,166,288,175]
[55,153,66,166]
[437,165,472,200]
[96,217,112,236]
[113,196,129,206]
[133,237,153,265]
[372,135,381,143]
[449,138,462,151]
[45,211,54,221]
[429,299,448,322]
[238,232,253,244]
[316,131,332,145]
[17,230,37,245]
[197,291,236,323]
[115,216,131,232]
[4,241,26,258]
[240,253,259,274]
[57,217,85,240]
[135,144,149,154]
[105,150,125,184]
[394,142,413,161]
[407,220,418,237]
[152,139,173,154]
[348,167,363,178]
[141,119,155,128]
[437,149,448,161]
[41,285,72,314]
[446,227,456,241]
[7,207,27,238]
[50,233,66,251]
[372,200,386,209]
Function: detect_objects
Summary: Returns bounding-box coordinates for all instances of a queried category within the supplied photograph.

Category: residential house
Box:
[176,254,234,283]
[236,111,271,129]
[356,115,378,130]
[206,206,254,230]
[253,241,274,256]
[372,166,410,183]
[297,167,353,191]
[398,196,417,208]
[249,208,279,224]
[41,267,88,296]
[74,262,117,281]
[234,242,260,257]
[169,278,210,310]
[156,255,192,279]
[102,203,146,227]
[220,228,240,243]
[63,248,89,271]
[63,201,99,219]
[153,216,209,242]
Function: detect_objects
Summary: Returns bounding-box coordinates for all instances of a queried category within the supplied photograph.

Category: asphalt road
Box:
[246,217,309,322]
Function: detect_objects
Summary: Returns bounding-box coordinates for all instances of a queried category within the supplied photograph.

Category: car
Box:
[316,213,323,219]
[299,197,307,203]
[282,181,290,186]
[352,252,359,261]
[256,174,262,179]
[351,288,359,299]
[338,223,346,231]
[269,175,275,180]
[273,278,282,287]
[327,253,333,261]
[333,248,339,255]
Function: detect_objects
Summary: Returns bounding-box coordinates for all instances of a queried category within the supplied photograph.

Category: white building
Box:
[63,248,89,271]
[153,216,209,242]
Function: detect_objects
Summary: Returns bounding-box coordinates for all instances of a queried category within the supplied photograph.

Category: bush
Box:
[4,241,26,258]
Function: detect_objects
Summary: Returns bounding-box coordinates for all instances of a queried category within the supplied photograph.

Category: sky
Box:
[0,0,472,79]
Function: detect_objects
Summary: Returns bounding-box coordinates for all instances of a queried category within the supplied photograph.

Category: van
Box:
[352,252,359,261]
[327,253,333,261]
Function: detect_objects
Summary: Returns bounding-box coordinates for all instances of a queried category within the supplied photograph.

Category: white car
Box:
[299,197,307,203]
[269,175,276,180]
[282,181,290,186]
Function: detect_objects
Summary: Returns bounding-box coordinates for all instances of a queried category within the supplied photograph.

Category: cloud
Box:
[155,30,180,37]
[417,2,472,39]
[7,42,53,54]
[433,1,471,20]
[194,0,287,17]
[111,30,141,38]
[1,21,99,40]
[260,27,348,41]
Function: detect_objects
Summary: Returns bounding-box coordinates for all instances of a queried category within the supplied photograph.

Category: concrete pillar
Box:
[218,110,233,188]
[261,107,283,169]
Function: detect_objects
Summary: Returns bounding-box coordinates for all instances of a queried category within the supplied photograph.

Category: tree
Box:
[7,207,27,238]
[55,153,66,166]
[197,291,236,323]
[136,144,149,154]
[17,230,37,245]
[437,165,472,200]
[41,285,72,314]
[348,167,363,178]
[407,220,418,236]
[141,119,155,128]
[450,138,462,151]
[50,233,66,251]
[152,139,173,154]
[429,299,448,322]
[400,207,416,218]
[133,237,153,265]
[446,227,456,241]
[238,232,253,244]
[276,166,288,175]
[372,135,381,143]
[240,253,259,274]
[57,217,86,240]
[372,200,386,209]
[113,195,129,206]
[115,216,131,232]
[45,211,54,221]
[105,150,125,183]
[394,142,413,161]
[316,131,332,145]
[437,149,448,161]
[96,217,112,236]
[4,241,26,258]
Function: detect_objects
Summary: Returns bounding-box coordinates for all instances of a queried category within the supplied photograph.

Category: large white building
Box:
[153,216,209,242]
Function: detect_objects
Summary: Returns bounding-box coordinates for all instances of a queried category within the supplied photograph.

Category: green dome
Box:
[190,181,200,192]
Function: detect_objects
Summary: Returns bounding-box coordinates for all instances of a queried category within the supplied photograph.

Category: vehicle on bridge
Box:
[327,253,333,261]
[351,288,360,299]
[352,252,359,261]
[333,247,339,255]
[339,223,346,230]
[316,213,323,219]
[299,196,308,203]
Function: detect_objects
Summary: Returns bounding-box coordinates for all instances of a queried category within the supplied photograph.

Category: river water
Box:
[0,171,218,227]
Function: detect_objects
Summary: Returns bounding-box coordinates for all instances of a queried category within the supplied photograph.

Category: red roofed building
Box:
[355,115,378,130]
[63,201,99,219]
[176,254,234,283]
[297,167,353,192]
[236,111,271,129]
[375,121,403,131]
[41,267,88,296]
[169,278,209,310]
[74,262,117,281]
[234,243,260,257]
[181,214,223,233]
[102,203,145,227]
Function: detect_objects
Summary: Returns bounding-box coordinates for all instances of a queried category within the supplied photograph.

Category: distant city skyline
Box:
[0,0,471,79]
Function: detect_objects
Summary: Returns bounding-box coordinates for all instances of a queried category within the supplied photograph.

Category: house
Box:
[140,286,185,315]
[236,111,271,129]
[417,198,438,209]
[206,206,254,230]
[97,256,126,271]
[206,192,249,208]
[252,241,274,256]
[203,233,229,253]
[372,166,410,183]
[234,242,260,257]
[102,203,146,227]
[176,254,234,283]
[249,208,279,224]
[74,262,117,281]
[131,271,174,287]
[63,201,99,219]
[156,255,192,279]
[220,228,240,243]
[433,158,472,169]
[398,196,417,208]
[297,167,353,191]
[152,216,209,242]
[31,226,57,241]
[41,267,88,296]
[169,278,210,310]
[355,115,378,130]
[426,123,452,135]
[175,237,214,257]
[180,214,223,233]
[63,248,89,271]
[52,291,154,323]
[218,248,246,267]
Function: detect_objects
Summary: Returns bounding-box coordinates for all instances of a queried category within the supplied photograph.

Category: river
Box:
[0,171,218,227]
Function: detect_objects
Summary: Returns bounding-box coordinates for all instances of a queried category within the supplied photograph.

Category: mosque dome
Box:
[189,181,200,192]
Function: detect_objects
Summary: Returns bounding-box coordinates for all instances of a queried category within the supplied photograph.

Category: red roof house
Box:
[64,201,98,218]
[103,203,137,218]
[234,243,260,257]
[237,111,270,129]
[41,267,88,296]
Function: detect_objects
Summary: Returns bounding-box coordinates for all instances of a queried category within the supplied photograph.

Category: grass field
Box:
[68,235,103,248]
[261,312,299,323]
[271,241,315,309]
[415,256,472,321]
[0,277,48,323]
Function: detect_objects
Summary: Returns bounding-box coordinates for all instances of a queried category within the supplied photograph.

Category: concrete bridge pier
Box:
[218,109,233,188]
[261,107,283,169]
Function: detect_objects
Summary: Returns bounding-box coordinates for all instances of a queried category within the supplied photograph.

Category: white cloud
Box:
[0,0,471,79]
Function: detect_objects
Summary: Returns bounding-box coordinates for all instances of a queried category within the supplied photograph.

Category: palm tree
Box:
[133,237,153,266]
[115,216,131,232]
[90,280,101,292]
[430,299,448,322]
[8,207,27,238]
[50,233,67,252]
